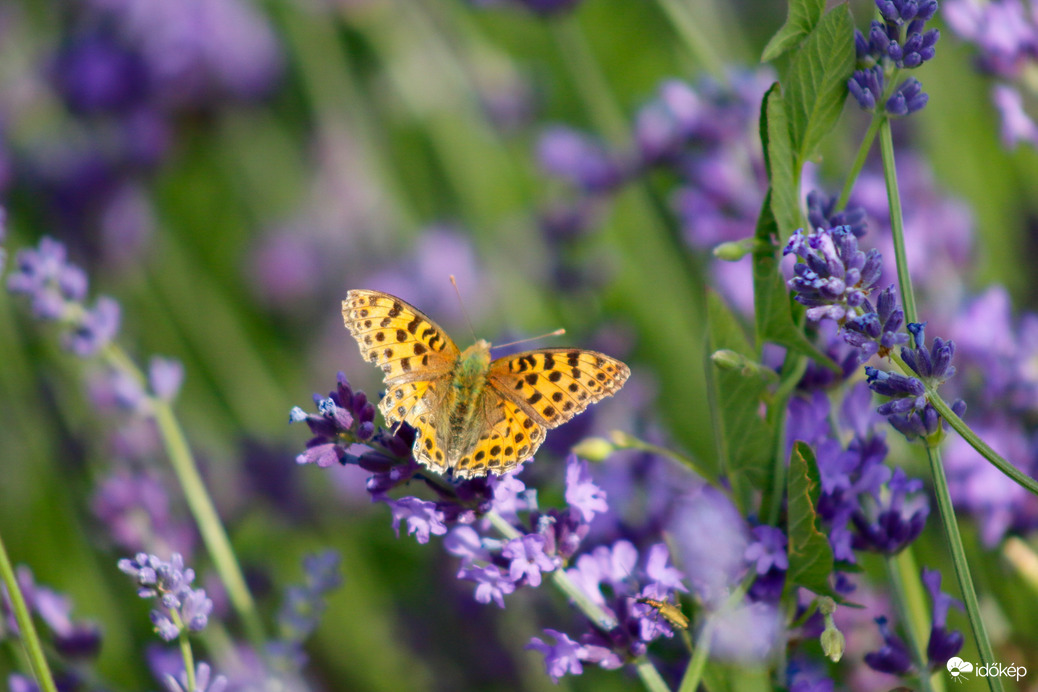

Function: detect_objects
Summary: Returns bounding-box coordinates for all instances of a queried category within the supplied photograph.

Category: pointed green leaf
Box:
[761,0,825,62]
[785,5,855,166]
[707,292,774,493]
[787,442,836,596]
[759,84,801,240]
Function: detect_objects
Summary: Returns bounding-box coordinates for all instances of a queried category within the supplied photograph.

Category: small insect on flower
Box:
[635,596,690,630]
[342,289,630,479]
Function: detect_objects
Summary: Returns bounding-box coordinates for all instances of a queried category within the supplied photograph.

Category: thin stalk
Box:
[878,119,919,323]
[171,610,197,691]
[484,511,670,692]
[105,343,265,648]
[152,401,266,649]
[883,555,933,692]
[890,351,1038,498]
[927,445,1003,692]
[0,530,57,692]
[764,354,808,526]
[652,0,727,79]
[837,114,884,210]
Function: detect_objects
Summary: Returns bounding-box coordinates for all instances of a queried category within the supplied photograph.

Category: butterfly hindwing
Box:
[342,290,459,385]
[450,398,546,479]
[488,348,630,428]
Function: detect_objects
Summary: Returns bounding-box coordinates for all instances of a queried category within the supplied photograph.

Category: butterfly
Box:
[342,289,630,479]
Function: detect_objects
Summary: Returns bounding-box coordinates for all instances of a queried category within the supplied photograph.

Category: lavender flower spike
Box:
[118,553,213,641]
[784,225,882,323]
[162,662,228,692]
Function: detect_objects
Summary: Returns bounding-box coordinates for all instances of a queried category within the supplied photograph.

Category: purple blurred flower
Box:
[668,487,749,605]
[864,616,913,674]
[162,662,227,692]
[7,236,88,319]
[537,126,625,193]
[922,567,964,666]
[564,456,608,522]
[52,31,149,115]
[457,564,516,608]
[149,357,185,401]
[709,600,782,663]
[744,526,788,574]
[92,469,196,557]
[851,468,930,554]
[944,0,1038,78]
[526,629,621,682]
[82,0,284,107]
[2,566,102,660]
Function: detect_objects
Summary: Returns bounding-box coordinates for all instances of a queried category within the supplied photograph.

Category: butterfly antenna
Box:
[450,275,479,342]
[493,329,566,350]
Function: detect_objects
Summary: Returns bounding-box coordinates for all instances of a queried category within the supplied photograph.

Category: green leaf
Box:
[759,84,801,240]
[787,442,836,596]
[707,292,774,495]
[760,0,825,62]
[785,5,855,166]
[751,195,839,370]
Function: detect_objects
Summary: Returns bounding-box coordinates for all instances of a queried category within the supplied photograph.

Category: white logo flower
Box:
[947,657,974,683]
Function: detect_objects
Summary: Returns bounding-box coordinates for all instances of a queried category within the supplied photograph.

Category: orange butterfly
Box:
[342,289,630,478]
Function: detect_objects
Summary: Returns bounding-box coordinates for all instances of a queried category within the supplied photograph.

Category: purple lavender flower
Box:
[149,357,185,401]
[849,1,940,115]
[162,662,227,692]
[851,468,930,554]
[784,225,883,323]
[51,31,149,115]
[291,372,379,467]
[866,322,967,441]
[885,77,929,116]
[386,497,448,544]
[502,534,558,587]
[270,551,342,669]
[118,553,213,641]
[944,0,1038,78]
[864,616,913,674]
[843,285,909,358]
[922,567,964,666]
[526,629,621,682]
[7,236,88,320]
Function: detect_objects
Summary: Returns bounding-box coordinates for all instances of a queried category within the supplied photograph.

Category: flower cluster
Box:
[118,552,214,642]
[866,322,967,441]
[526,540,688,681]
[784,224,883,323]
[848,0,940,116]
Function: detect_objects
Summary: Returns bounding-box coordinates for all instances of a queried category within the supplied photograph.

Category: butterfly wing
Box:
[342,290,461,471]
[469,348,630,474]
[342,290,460,385]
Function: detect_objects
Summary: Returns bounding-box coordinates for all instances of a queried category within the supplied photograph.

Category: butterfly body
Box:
[342,289,629,478]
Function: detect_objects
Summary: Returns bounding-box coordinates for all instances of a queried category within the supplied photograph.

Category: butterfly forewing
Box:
[342,290,459,384]
[488,349,630,429]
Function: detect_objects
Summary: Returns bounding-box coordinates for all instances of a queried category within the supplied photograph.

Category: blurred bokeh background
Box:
[3,0,1038,689]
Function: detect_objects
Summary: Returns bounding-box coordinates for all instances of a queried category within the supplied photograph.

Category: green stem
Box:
[151,400,266,649]
[837,114,884,210]
[926,445,1003,692]
[0,531,57,692]
[878,119,919,324]
[764,354,807,526]
[484,511,670,691]
[171,611,197,691]
[883,554,933,692]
